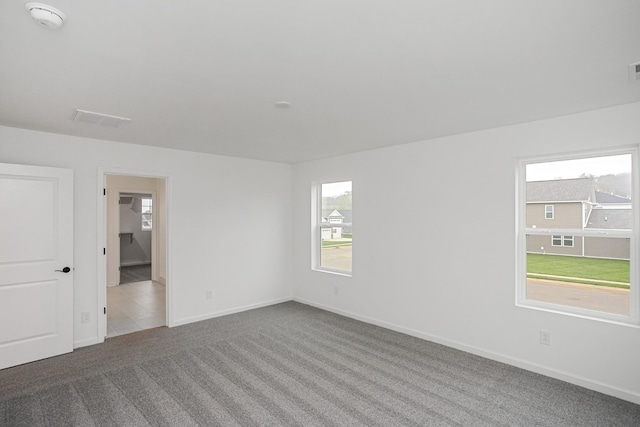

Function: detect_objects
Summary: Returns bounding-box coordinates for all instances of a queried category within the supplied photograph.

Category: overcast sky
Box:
[322,181,352,197]
[526,154,631,181]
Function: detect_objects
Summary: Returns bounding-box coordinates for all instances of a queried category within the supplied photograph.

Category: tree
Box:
[322,191,352,210]
[594,173,631,198]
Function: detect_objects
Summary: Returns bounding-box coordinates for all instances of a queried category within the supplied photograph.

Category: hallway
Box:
[106,280,165,337]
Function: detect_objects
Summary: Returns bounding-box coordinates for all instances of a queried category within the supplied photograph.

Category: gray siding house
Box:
[526,179,631,260]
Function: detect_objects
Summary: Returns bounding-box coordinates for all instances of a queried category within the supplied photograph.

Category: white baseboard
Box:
[171,296,293,328]
[157,275,166,285]
[293,297,640,405]
[120,261,151,267]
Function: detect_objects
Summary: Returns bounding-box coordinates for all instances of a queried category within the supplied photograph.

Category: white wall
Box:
[292,102,640,404]
[0,125,293,347]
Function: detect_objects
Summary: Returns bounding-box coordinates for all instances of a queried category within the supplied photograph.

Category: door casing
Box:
[97,168,171,341]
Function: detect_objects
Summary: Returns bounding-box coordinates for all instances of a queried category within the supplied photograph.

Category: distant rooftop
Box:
[586,209,633,230]
[526,178,594,202]
[322,209,352,225]
[595,191,631,204]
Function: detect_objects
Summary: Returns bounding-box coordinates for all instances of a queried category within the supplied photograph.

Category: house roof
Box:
[595,191,631,204]
[586,209,633,230]
[1,2,639,163]
[322,209,352,225]
[526,178,594,203]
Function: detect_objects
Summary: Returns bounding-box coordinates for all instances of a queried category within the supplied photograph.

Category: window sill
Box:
[313,268,352,277]
[516,300,640,328]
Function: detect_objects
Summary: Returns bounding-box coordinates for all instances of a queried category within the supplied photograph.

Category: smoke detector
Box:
[25,3,66,30]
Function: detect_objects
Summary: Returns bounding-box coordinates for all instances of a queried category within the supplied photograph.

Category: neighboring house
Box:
[584,192,633,259]
[321,209,352,240]
[526,179,631,260]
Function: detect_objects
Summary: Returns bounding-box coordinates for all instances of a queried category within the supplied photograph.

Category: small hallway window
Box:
[141,198,152,231]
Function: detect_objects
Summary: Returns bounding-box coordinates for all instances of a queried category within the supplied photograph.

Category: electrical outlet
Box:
[205,290,213,300]
[81,311,90,323]
[333,286,339,295]
[540,330,551,346]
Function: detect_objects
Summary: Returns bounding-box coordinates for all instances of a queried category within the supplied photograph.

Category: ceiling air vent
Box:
[73,109,131,128]
[629,62,640,83]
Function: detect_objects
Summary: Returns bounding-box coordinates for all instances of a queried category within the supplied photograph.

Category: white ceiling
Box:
[2,1,640,164]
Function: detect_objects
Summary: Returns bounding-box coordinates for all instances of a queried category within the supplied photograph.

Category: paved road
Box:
[527,278,629,315]
[321,245,352,271]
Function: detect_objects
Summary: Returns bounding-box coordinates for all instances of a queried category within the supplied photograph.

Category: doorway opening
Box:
[119,193,152,284]
[104,175,167,338]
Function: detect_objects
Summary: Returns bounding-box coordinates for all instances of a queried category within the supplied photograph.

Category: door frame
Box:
[97,168,172,341]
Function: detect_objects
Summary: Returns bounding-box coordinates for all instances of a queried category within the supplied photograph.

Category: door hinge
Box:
[103,247,106,255]
[103,188,106,196]
[104,307,106,315]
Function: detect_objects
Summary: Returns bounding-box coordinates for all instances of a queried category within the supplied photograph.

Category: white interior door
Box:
[0,163,74,369]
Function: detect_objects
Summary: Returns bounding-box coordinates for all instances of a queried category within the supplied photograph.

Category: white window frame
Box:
[563,235,574,247]
[551,235,573,247]
[516,147,639,325]
[545,204,554,219]
[312,180,352,276]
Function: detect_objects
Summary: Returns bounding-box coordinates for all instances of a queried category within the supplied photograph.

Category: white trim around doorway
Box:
[97,167,172,343]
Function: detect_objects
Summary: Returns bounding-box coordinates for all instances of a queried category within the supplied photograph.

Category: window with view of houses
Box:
[316,181,352,274]
[518,151,638,324]
[141,197,152,231]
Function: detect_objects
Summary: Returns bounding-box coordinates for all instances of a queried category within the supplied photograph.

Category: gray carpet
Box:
[1,302,638,426]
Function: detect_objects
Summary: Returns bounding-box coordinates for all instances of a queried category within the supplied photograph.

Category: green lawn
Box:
[527,253,629,287]
[322,240,352,247]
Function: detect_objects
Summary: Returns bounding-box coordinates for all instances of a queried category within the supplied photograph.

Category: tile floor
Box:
[119,264,152,285]
[107,280,166,338]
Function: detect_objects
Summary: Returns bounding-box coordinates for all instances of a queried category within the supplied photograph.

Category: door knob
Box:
[55,267,71,273]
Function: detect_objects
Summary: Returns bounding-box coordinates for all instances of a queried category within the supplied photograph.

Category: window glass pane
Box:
[141,198,152,230]
[526,236,630,315]
[320,181,352,272]
[545,205,554,219]
[524,153,633,318]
